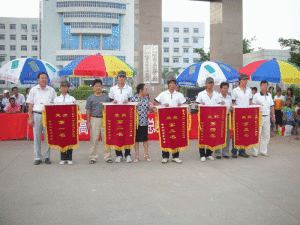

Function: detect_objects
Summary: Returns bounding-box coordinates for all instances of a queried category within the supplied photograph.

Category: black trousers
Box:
[61,149,73,160]
[115,149,131,157]
[199,148,212,158]
[162,151,179,159]
[275,110,283,126]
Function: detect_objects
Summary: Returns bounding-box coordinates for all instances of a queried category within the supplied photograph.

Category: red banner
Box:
[157,106,189,153]
[233,106,261,150]
[0,114,28,141]
[104,104,136,150]
[43,104,79,152]
[198,106,227,151]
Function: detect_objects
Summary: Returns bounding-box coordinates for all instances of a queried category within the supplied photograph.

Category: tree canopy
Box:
[194,48,210,62]
[243,36,256,54]
[278,37,300,67]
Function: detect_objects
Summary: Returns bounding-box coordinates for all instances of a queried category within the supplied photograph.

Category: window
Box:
[0,45,5,50]
[10,24,16,29]
[174,27,179,33]
[173,58,179,63]
[0,35,4,40]
[184,28,189,33]
[10,56,16,60]
[21,45,27,51]
[32,35,38,40]
[164,47,169,53]
[32,45,38,51]
[193,38,198,43]
[183,48,189,53]
[173,38,179,43]
[10,45,16,51]
[21,24,27,29]
[32,56,38,59]
[0,24,5,29]
[164,27,169,33]
[183,58,189,63]
[21,56,27,58]
[0,56,5,62]
[174,48,179,53]
[10,35,16,40]
[184,38,189,43]
[32,24,38,30]
[164,58,169,63]
[21,35,27,40]
[193,48,197,53]
[193,58,199,63]
[194,28,199,33]
[163,37,169,43]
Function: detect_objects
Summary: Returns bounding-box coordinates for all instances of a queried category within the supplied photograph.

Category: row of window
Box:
[0,55,38,61]
[70,22,112,29]
[64,12,119,19]
[0,24,38,30]
[57,1,126,9]
[0,34,38,41]
[163,57,199,64]
[56,55,125,61]
[0,45,38,51]
[163,37,199,44]
[163,47,199,53]
[164,27,199,33]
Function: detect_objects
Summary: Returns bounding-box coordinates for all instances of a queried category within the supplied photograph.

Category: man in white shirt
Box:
[214,82,232,159]
[154,78,186,163]
[196,77,222,162]
[2,90,10,112]
[27,72,57,165]
[231,74,252,158]
[108,70,133,163]
[11,87,25,113]
[252,80,275,157]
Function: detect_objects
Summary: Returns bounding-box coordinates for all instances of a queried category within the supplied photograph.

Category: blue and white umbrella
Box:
[176,61,240,87]
[0,58,61,85]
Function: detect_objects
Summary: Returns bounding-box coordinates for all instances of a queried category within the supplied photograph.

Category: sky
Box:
[1,0,299,52]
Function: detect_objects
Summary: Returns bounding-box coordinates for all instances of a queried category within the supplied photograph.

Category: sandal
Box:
[106,159,113,163]
[89,159,96,164]
[134,155,139,163]
[144,155,151,162]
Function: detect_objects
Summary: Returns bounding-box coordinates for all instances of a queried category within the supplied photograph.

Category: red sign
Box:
[198,106,227,151]
[104,104,136,150]
[157,107,189,153]
[233,107,260,150]
[44,104,79,152]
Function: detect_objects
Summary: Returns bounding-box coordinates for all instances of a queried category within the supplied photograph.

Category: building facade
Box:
[162,21,205,75]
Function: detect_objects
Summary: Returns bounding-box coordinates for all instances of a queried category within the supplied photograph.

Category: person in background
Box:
[282,99,296,127]
[274,87,285,130]
[284,88,295,106]
[130,83,152,163]
[54,81,76,165]
[24,88,31,113]
[268,86,274,96]
[294,102,300,139]
[5,97,20,114]
[2,90,10,112]
[11,87,26,113]
[251,87,257,97]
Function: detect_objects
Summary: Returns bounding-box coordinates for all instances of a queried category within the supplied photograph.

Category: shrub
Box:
[78,85,91,91]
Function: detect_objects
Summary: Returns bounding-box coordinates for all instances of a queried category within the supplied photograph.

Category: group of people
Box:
[4,70,297,165]
[1,87,30,113]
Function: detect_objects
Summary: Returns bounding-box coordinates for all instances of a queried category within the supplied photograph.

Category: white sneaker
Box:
[172,158,182,163]
[162,158,169,164]
[201,157,206,162]
[59,161,66,165]
[126,155,132,163]
[207,156,214,161]
[253,153,258,157]
[115,156,123,163]
[261,153,269,157]
[67,161,73,165]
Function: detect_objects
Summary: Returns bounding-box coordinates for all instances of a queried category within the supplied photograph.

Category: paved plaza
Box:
[0,136,300,225]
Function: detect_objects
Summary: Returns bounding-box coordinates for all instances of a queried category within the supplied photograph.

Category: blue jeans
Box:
[231,134,245,153]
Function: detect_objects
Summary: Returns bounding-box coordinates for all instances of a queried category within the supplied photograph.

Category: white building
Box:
[162,21,205,75]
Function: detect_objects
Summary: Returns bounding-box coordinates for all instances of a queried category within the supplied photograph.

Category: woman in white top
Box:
[54,80,76,165]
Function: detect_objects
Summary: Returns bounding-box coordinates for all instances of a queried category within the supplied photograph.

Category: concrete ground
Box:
[0,136,300,225]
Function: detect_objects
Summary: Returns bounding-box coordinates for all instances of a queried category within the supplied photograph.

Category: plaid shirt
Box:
[6,104,20,113]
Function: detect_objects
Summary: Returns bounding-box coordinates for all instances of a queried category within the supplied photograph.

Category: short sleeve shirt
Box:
[85,94,110,117]
[54,94,76,103]
[12,93,25,105]
[108,84,133,103]
[231,86,252,106]
[252,92,274,116]
[6,104,20,113]
[155,90,186,106]
[219,94,232,114]
[130,93,149,126]
[274,95,285,110]
[196,90,221,105]
[2,97,10,111]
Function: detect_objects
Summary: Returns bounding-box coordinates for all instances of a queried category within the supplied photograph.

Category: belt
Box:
[92,116,103,118]
[262,115,269,117]
[33,111,42,114]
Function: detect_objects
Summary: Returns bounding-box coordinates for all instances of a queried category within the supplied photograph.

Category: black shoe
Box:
[232,152,238,158]
[238,152,250,158]
[44,158,51,164]
[216,156,222,159]
[34,160,42,165]
[223,156,230,159]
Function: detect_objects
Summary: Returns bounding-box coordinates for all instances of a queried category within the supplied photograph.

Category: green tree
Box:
[278,37,300,67]
[243,36,256,54]
[194,48,210,62]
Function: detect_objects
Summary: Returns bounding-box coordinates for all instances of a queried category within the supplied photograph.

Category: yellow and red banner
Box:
[233,106,261,150]
[157,106,189,153]
[43,104,79,152]
[103,103,137,150]
[198,106,228,151]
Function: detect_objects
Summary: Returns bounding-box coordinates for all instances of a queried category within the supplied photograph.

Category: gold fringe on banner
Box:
[103,107,106,128]
[154,110,159,132]
[259,109,262,127]
[42,108,46,127]
[78,107,82,123]
[188,114,191,131]
[229,112,232,131]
